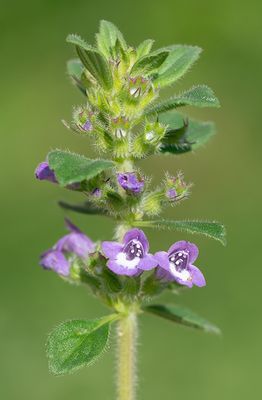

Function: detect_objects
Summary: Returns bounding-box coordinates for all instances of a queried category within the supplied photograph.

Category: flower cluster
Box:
[40,219,95,276]
[41,222,205,288]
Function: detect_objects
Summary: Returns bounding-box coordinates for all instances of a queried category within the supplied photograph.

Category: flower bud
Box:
[72,106,96,133]
[165,172,191,203]
[129,76,149,98]
[144,121,166,145]
[141,191,163,215]
[110,116,129,139]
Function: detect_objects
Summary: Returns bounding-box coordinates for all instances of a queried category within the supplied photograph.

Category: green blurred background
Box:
[1,0,261,399]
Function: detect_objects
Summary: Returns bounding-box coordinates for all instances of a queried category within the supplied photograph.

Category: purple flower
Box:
[40,219,95,276]
[102,228,157,276]
[155,241,206,288]
[117,172,144,194]
[35,161,57,183]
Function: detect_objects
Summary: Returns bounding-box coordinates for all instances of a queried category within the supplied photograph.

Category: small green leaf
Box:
[130,51,169,76]
[76,47,113,89]
[66,34,94,51]
[47,315,117,375]
[58,200,109,216]
[133,220,226,245]
[136,39,155,58]
[67,59,83,80]
[96,20,127,58]
[48,150,114,186]
[153,45,202,88]
[143,304,220,334]
[66,59,87,95]
[145,85,220,115]
[159,111,216,153]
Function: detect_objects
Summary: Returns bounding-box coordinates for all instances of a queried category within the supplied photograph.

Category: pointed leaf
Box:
[143,304,220,334]
[136,39,155,58]
[58,200,109,216]
[133,219,226,245]
[96,20,127,58]
[66,59,87,95]
[159,111,216,153]
[153,45,202,87]
[47,315,117,375]
[145,85,220,115]
[130,50,169,76]
[48,150,114,186]
[66,34,94,51]
[76,47,113,89]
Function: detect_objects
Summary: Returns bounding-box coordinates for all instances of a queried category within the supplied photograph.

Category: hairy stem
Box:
[116,312,138,400]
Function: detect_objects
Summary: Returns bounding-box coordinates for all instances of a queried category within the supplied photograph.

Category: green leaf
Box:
[133,220,226,245]
[48,150,114,186]
[153,45,202,88]
[96,20,127,58]
[76,47,113,89]
[47,315,117,375]
[130,50,169,76]
[58,200,109,216]
[145,85,220,115]
[136,39,155,58]
[159,111,216,153]
[66,34,94,51]
[66,59,87,95]
[143,304,220,334]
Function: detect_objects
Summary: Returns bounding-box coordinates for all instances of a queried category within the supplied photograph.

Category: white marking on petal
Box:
[116,252,140,269]
[169,263,191,282]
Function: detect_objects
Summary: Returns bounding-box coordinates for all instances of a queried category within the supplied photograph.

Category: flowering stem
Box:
[116,312,138,400]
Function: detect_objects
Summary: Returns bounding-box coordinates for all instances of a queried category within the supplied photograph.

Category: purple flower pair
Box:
[40,220,95,276]
[102,229,205,287]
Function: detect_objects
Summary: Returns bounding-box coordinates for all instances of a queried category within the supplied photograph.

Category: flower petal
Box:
[101,241,123,259]
[56,233,95,259]
[154,251,170,271]
[123,229,149,253]
[189,265,206,287]
[138,254,158,271]
[107,260,139,276]
[40,250,70,276]
[168,240,199,264]
[64,218,82,233]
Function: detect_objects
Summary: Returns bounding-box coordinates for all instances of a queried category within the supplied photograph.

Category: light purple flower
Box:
[40,219,95,276]
[117,172,144,194]
[155,241,206,288]
[166,188,177,200]
[82,119,93,132]
[102,228,157,276]
[35,161,57,183]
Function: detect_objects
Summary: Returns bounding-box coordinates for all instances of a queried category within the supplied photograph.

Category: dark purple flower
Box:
[35,161,81,190]
[101,228,157,276]
[40,219,95,276]
[91,188,102,198]
[117,172,144,194]
[155,241,206,288]
[35,162,57,183]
